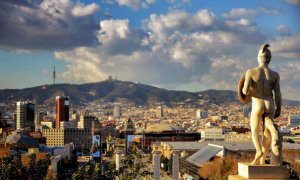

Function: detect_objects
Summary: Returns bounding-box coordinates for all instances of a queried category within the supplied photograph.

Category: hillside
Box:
[0,80,299,106]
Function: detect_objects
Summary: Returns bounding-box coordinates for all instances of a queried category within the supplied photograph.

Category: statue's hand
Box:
[274,110,280,119]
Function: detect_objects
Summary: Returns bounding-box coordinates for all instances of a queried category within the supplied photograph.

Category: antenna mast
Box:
[53,60,56,85]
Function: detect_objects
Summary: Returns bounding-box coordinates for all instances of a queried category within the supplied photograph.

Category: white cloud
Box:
[276,24,291,36]
[275,62,300,100]
[225,19,251,27]
[259,5,282,15]
[271,34,300,58]
[146,10,215,39]
[116,0,155,10]
[99,19,130,40]
[72,3,100,17]
[54,9,300,101]
[286,0,300,4]
[223,8,257,19]
[200,56,248,90]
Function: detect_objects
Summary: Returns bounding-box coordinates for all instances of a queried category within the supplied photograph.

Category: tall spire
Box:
[53,60,56,85]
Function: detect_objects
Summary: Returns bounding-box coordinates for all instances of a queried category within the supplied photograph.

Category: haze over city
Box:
[0,0,300,100]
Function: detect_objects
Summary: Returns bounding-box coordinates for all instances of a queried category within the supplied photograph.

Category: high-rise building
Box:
[0,103,5,120]
[78,114,96,129]
[243,105,251,117]
[55,96,69,129]
[156,106,163,118]
[16,101,35,130]
[196,109,208,119]
[34,111,46,131]
[113,105,121,118]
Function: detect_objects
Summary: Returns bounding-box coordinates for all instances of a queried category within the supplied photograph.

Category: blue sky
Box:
[0,0,299,100]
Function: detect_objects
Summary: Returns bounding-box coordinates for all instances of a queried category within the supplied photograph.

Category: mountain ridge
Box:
[0,80,299,106]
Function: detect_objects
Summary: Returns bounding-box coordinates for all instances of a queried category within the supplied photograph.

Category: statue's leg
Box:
[260,128,271,164]
[250,113,263,165]
[264,115,279,156]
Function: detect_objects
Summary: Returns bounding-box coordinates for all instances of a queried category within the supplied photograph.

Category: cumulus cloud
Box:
[72,3,100,17]
[0,0,99,50]
[54,9,299,100]
[286,0,300,4]
[225,19,251,27]
[146,10,216,40]
[259,5,282,15]
[115,0,155,10]
[275,62,300,100]
[223,8,257,19]
[276,24,291,36]
[200,56,248,89]
[271,34,300,58]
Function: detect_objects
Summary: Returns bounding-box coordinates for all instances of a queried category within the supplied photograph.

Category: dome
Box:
[145,123,184,133]
[181,150,189,158]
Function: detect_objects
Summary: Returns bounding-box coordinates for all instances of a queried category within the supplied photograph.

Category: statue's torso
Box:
[249,66,278,114]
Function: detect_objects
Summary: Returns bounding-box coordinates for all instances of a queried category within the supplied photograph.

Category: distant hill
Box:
[0,80,299,106]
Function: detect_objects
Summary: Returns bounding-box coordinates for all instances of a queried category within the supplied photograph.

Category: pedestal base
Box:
[229,163,290,179]
[228,175,291,180]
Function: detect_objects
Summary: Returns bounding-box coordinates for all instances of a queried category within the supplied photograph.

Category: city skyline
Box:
[0,0,299,100]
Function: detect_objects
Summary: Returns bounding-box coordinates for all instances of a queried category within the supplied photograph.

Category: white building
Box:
[113,105,121,118]
[202,128,225,141]
[156,106,163,118]
[196,109,208,119]
[288,115,300,127]
[41,121,54,129]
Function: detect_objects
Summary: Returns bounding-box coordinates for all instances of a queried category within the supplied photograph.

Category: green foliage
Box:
[71,163,113,180]
[160,156,169,171]
[0,153,49,180]
[167,156,173,173]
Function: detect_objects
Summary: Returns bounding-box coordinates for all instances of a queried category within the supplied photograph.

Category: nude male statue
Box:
[240,44,282,165]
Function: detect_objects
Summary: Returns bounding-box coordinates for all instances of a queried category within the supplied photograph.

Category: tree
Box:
[199,156,238,180]
[0,153,49,180]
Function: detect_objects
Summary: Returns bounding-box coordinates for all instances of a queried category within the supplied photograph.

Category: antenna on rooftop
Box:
[53,60,56,85]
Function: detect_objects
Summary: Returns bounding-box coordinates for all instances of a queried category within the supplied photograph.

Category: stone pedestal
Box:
[229,163,290,180]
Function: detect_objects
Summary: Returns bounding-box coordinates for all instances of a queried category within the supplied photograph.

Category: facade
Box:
[78,114,96,129]
[55,96,69,129]
[202,128,225,141]
[41,121,54,129]
[142,123,200,151]
[225,132,252,142]
[42,128,92,149]
[243,105,251,117]
[60,121,77,129]
[196,109,208,119]
[34,111,46,131]
[113,105,121,118]
[0,103,5,120]
[156,106,163,118]
[288,115,300,127]
[16,101,35,130]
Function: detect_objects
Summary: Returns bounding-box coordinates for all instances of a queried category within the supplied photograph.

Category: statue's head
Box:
[257,44,272,64]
